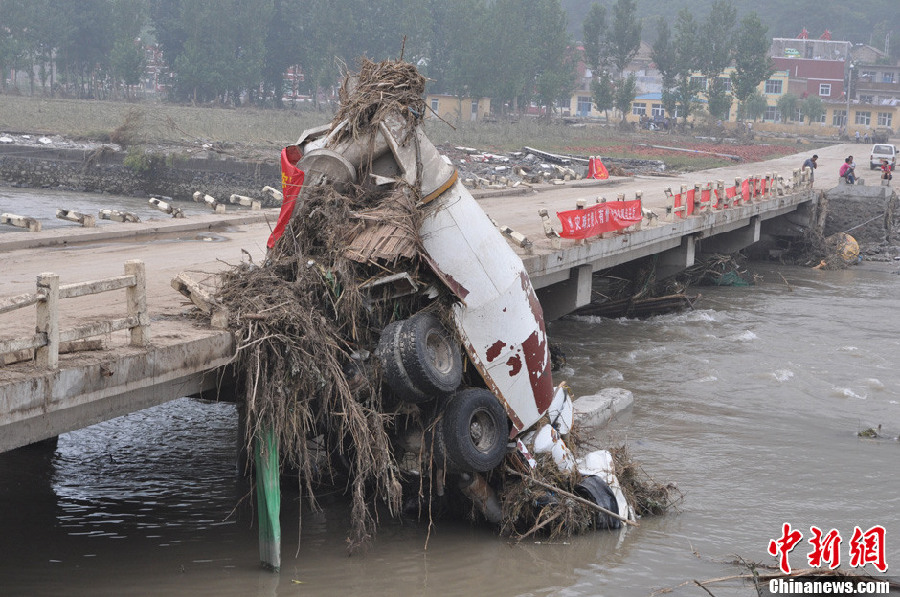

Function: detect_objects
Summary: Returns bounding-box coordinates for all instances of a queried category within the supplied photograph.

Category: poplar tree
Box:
[651,17,678,125]
[732,13,774,121]
[700,0,737,120]
[608,0,641,124]
[583,2,610,119]
[672,9,701,125]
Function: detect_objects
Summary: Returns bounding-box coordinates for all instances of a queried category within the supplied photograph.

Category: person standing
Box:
[881,159,893,181]
[802,154,818,182]
[855,130,861,143]
[864,131,870,144]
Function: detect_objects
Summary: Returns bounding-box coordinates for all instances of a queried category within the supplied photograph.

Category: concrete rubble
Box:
[443,145,665,190]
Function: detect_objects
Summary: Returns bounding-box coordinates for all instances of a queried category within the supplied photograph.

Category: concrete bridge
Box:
[0,145,836,454]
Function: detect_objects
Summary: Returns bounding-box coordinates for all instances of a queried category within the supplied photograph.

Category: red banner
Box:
[557,199,642,239]
[267,145,305,249]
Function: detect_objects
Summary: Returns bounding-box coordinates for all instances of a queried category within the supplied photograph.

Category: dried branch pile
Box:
[610,444,681,517]
[332,58,427,145]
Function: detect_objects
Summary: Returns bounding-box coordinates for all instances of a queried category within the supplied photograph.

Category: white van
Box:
[869,144,896,170]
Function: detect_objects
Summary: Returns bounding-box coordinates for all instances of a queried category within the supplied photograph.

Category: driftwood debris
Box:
[574,293,698,319]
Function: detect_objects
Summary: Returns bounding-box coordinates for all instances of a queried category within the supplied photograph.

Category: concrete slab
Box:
[573,388,635,430]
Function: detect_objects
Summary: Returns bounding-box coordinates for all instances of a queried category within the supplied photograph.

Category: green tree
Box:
[800,95,824,125]
[423,0,484,105]
[606,0,640,125]
[582,3,607,76]
[0,0,35,93]
[531,0,575,118]
[296,0,354,109]
[584,3,612,120]
[477,0,535,113]
[776,92,799,122]
[109,0,148,99]
[700,0,736,120]
[53,0,117,98]
[150,0,187,68]
[608,0,640,76]
[731,12,774,121]
[592,70,615,121]
[614,72,637,124]
[651,17,678,124]
[672,9,701,125]
[261,0,302,107]
[743,89,768,122]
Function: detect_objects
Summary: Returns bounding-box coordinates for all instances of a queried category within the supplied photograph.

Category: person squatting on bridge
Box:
[802,154,818,182]
[839,156,856,184]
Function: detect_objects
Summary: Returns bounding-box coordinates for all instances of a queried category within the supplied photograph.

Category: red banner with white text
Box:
[557,199,642,239]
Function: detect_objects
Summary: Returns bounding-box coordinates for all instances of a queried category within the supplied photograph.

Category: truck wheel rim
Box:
[426,329,454,375]
[469,409,497,453]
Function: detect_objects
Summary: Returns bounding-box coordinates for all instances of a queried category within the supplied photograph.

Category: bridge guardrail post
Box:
[125,260,150,347]
[35,273,59,368]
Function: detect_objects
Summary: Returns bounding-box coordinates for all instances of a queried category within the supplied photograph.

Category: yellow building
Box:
[424,94,492,123]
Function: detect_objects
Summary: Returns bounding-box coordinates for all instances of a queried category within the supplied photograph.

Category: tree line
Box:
[0,0,786,121]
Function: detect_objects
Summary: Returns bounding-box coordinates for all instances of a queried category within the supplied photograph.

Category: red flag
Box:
[267,145,304,249]
[587,156,609,179]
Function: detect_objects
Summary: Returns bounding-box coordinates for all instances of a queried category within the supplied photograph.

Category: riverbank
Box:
[0,139,279,202]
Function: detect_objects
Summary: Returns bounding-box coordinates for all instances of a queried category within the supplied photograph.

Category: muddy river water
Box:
[2,200,899,595]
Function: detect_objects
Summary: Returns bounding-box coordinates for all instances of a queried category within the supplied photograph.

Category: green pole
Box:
[254,424,281,571]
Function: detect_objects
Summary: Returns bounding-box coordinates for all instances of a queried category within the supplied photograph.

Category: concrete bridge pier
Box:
[697,216,761,256]
[536,264,593,322]
[655,235,697,280]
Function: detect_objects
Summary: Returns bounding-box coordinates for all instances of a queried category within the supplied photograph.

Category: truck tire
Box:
[575,475,621,530]
[376,314,462,403]
[440,388,509,472]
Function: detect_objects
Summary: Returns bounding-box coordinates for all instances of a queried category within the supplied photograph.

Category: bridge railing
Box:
[0,260,149,368]
[663,168,811,221]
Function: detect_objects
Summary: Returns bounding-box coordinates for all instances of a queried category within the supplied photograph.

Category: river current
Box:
[1,195,899,596]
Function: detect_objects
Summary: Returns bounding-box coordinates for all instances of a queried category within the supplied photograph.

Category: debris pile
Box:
[442,146,663,190]
[216,59,675,552]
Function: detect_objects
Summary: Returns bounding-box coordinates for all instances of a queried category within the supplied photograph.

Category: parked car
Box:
[869,144,896,170]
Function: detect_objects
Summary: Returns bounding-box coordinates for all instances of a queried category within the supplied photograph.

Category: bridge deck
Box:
[0,143,850,450]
